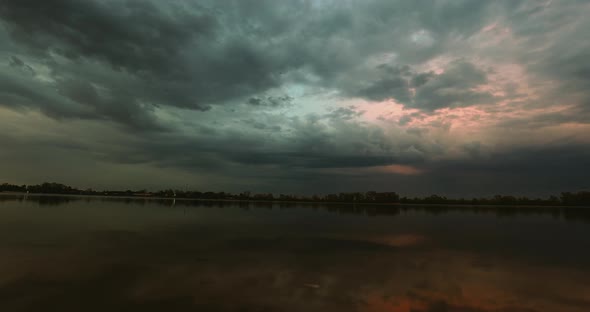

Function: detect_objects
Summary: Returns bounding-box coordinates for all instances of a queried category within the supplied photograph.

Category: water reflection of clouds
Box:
[2,234,589,311]
[369,234,427,248]
[1,197,590,311]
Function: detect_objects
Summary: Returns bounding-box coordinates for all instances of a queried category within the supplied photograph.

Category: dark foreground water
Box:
[1,195,589,312]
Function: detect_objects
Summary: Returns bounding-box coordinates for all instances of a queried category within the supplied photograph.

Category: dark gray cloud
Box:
[501,0,590,120]
[141,115,429,170]
[247,95,294,108]
[8,55,34,75]
[0,0,215,75]
[0,0,508,121]
[421,143,590,196]
[0,0,298,126]
[412,60,494,110]
[0,69,91,118]
[351,60,494,111]
[0,0,589,195]
[356,71,413,103]
[324,106,364,121]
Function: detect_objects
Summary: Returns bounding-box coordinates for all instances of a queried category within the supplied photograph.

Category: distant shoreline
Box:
[2,192,589,209]
[3,182,590,206]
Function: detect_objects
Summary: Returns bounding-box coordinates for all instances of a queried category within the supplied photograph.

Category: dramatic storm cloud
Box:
[0,0,589,195]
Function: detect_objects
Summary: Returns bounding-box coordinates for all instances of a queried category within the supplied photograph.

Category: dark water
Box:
[1,195,590,312]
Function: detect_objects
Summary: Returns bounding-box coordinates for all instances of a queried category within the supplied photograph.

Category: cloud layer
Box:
[0,0,589,195]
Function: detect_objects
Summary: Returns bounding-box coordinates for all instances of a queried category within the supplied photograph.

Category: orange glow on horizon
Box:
[379,164,424,175]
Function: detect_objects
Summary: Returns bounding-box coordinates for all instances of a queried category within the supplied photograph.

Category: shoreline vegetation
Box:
[1,182,589,207]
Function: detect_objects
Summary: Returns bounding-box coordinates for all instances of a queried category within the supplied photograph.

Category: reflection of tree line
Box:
[1,182,590,207]
[1,193,590,222]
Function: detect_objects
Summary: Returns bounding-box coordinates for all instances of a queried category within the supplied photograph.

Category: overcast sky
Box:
[0,0,589,196]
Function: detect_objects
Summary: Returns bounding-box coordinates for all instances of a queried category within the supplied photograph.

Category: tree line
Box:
[1,182,590,206]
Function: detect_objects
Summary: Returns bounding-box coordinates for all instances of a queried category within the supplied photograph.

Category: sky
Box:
[0,0,589,196]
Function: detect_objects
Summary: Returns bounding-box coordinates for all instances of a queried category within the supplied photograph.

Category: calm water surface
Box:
[1,195,590,312]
